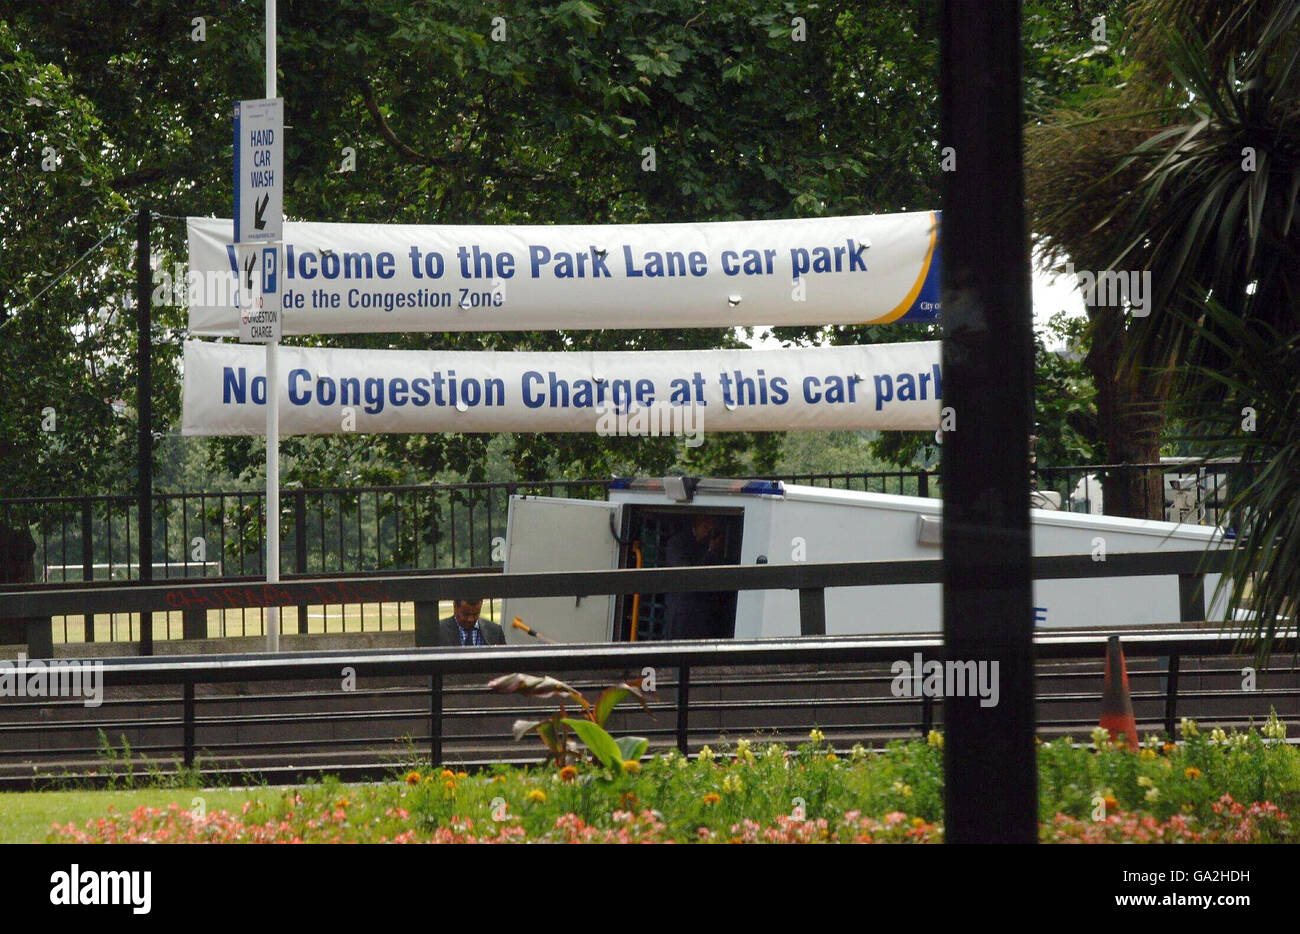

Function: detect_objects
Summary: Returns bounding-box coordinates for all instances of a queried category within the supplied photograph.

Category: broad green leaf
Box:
[614,736,649,762]
[561,717,623,771]
[593,682,648,726]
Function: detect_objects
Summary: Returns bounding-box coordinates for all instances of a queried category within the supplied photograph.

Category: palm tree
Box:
[1026,0,1298,519]
[1026,0,1298,638]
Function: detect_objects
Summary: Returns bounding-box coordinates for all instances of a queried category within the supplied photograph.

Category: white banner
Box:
[181,340,942,435]
[186,212,940,335]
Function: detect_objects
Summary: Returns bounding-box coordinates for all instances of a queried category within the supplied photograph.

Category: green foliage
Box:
[1034,311,1102,466]
[1165,299,1299,639]
[0,0,1121,500]
[44,719,1300,842]
[489,671,648,769]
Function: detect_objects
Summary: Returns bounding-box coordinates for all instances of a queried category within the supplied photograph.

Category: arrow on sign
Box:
[244,251,257,291]
[254,193,270,231]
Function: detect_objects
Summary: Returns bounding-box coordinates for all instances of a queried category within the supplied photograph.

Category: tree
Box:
[1026,0,1299,518]
[0,18,137,581]
[0,0,958,498]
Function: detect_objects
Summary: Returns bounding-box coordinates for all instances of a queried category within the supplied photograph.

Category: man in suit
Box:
[437,598,506,646]
[662,514,730,640]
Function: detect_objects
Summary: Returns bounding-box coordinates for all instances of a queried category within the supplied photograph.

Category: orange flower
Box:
[443,780,456,791]
[440,769,455,780]
[621,791,638,808]
[1162,743,1176,756]
[404,771,422,786]
[1184,766,1202,779]
[703,793,721,806]
[1103,795,1119,811]
[558,765,578,783]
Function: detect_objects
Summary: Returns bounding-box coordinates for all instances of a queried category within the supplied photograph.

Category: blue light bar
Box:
[607,477,785,498]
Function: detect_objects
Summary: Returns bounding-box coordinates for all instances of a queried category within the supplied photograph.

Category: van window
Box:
[616,507,742,640]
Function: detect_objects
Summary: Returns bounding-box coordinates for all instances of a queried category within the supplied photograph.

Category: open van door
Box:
[501,496,622,644]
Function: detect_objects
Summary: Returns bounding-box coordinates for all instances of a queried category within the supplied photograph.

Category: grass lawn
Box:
[8,716,1298,843]
[0,787,277,844]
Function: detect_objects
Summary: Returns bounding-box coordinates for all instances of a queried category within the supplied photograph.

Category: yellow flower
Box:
[892,780,913,798]
[1184,766,1202,779]
[850,743,868,761]
[702,792,721,806]
[456,771,468,779]
[1090,726,1112,748]
[927,730,944,749]
[1145,787,1160,802]
[404,771,422,786]
[1179,717,1198,738]
[910,816,925,827]
[721,773,743,794]
[734,739,754,763]
[698,745,715,762]
[1182,803,1195,813]
[1139,748,1156,760]
[1263,712,1288,741]
[809,728,825,744]
[558,765,578,783]
[526,789,547,804]
[622,760,642,774]
[1136,776,1154,788]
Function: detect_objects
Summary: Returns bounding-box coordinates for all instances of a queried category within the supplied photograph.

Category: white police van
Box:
[500,478,1227,644]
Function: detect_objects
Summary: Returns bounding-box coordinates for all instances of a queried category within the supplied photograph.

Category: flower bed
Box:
[45,716,1297,844]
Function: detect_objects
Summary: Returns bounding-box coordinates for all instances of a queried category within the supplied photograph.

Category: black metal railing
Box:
[1,464,1249,644]
[0,547,1233,658]
[0,627,1292,788]
[1,548,1289,787]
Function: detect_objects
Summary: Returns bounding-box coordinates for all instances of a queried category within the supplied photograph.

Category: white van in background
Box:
[501,478,1228,644]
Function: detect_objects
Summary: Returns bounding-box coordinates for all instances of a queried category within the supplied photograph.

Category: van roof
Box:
[779,484,1222,542]
[609,477,1222,543]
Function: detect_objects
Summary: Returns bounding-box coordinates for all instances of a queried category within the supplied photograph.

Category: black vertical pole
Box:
[136,206,154,656]
[80,497,94,642]
[939,2,1037,842]
[295,490,308,633]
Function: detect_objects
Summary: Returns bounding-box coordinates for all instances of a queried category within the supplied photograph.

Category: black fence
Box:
[0,624,1293,788]
[1,463,1246,645]
[0,548,1233,657]
[0,548,1290,786]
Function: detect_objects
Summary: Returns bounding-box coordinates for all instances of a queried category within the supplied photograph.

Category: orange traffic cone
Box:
[1100,635,1139,751]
